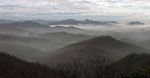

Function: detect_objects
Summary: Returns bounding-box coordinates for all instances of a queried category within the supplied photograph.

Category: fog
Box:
[50,24,150,32]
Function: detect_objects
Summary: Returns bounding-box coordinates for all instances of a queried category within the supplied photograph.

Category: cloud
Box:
[0,0,149,22]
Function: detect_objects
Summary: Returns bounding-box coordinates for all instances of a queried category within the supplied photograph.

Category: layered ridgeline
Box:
[0,32,91,52]
[44,36,148,66]
[0,21,49,29]
[41,32,92,44]
[1,42,150,78]
[49,19,118,25]
[122,39,150,50]
[101,53,150,78]
[0,21,89,34]
[0,52,66,78]
[0,34,62,52]
[0,21,49,35]
[0,21,46,36]
[0,42,43,62]
[0,32,91,62]
[127,21,145,25]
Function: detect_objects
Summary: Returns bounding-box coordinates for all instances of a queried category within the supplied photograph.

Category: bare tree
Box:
[56,53,110,78]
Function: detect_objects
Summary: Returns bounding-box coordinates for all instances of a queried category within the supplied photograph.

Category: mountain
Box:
[82,19,118,25]
[0,21,50,34]
[31,20,56,25]
[112,53,150,71]
[41,32,92,51]
[0,20,89,34]
[0,34,50,42]
[0,19,15,24]
[0,42,44,62]
[44,36,148,66]
[0,34,61,52]
[139,40,150,50]
[0,52,66,78]
[122,39,150,50]
[49,19,80,25]
[49,19,118,25]
[41,32,92,43]
[0,21,43,36]
[0,25,33,36]
[6,21,49,29]
[0,32,91,52]
[48,26,89,34]
[0,21,48,28]
[101,53,150,78]
[128,21,144,25]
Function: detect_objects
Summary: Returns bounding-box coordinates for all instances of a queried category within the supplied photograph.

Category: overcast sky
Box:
[0,0,149,22]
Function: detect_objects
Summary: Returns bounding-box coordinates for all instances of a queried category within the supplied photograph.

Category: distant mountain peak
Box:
[9,21,42,25]
[49,19,118,25]
[21,21,42,25]
[44,35,147,66]
[84,19,91,21]
[108,21,119,24]
[0,19,15,24]
[94,36,116,40]
[47,31,69,35]
[83,36,117,43]
[63,19,79,22]
[128,21,144,25]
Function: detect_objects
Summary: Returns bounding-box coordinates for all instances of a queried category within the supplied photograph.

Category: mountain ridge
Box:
[101,53,150,78]
[44,36,148,66]
[49,19,118,25]
[0,51,66,78]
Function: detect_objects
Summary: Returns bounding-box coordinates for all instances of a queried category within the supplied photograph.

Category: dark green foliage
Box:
[118,67,150,78]
[100,53,150,78]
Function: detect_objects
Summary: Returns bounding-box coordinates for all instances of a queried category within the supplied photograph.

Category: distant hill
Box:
[49,19,80,25]
[0,21,44,36]
[0,21,88,34]
[122,39,150,50]
[49,19,118,25]
[0,34,50,42]
[41,32,92,43]
[0,52,66,78]
[0,19,15,24]
[44,36,148,66]
[0,42,43,62]
[0,25,34,36]
[0,20,92,35]
[0,21,49,29]
[0,21,49,33]
[0,32,91,52]
[0,34,62,52]
[101,53,150,78]
[112,53,150,71]
[31,20,56,25]
[47,26,89,34]
[128,21,144,25]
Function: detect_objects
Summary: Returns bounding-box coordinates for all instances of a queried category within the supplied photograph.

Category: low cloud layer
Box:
[0,0,149,22]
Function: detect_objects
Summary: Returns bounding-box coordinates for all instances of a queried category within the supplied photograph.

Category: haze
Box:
[0,0,150,78]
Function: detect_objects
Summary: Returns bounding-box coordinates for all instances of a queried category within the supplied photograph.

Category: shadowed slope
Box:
[0,42,43,62]
[0,52,66,78]
[44,36,148,66]
[101,53,150,78]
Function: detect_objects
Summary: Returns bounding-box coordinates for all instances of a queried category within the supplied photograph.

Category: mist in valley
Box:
[0,0,150,78]
[0,19,150,78]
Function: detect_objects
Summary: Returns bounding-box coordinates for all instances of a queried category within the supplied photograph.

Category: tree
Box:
[57,54,110,78]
